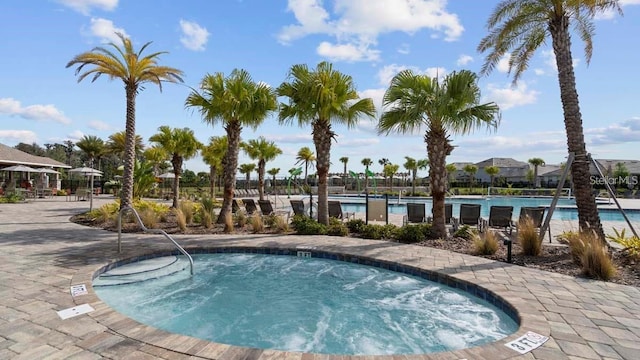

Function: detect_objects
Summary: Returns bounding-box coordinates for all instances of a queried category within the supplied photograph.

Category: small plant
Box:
[179,200,195,224]
[394,224,425,243]
[175,208,187,232]
[580,232,616,280]
[346,218,366,233]
[201,210,213,229]
[360,224,397,240]
[518,216,541,256]
[607,228,640,259]
[139,208,158,229]
[327,218,349,237]
[556,231,584,265]
[56,189,67,196]
[249,214,264,233]
[263,214,278,228]
[234,211,247,227]
[473,230,500,255]
[454,225,476,239]
[291,215,327,235]
[272,215,290,233]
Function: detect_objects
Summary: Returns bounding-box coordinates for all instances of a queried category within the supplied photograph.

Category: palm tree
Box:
[383,164,399,190]
[149,126,202,208]
[528,158,546,188]
[485,165,500,188]
[446,163,458,191]
[238,163,256,190]
[464,164,478,191]
[417,159,429,190]
[186,69,277,227]
[295,146,316,186]
[201,136,227,198]
[477,0,620,240]
[267,168,280,194]
[142,146,168,176]
[75,135,104,169]
[241,137,282,200]
[403,157,418,195]
[105,131,145,159]
[378,70,499,239]
[361,158,373,190]
[378,158,391,187]
[339,156,349,187]
[278,62,375,225]
[67,33,183,210]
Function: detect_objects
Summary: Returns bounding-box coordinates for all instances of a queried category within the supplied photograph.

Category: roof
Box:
[449,162,474,170]
[537,164,562,176]
[475,157,528,168]
[592,159,640,175]
[0,143,70,169]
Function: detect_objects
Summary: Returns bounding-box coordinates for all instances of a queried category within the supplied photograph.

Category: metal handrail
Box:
[117,205,194,275]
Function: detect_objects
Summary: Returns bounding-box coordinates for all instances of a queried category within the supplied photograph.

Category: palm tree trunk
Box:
[217,121,241,226]
[209,165,215,198]
[258,160,265,201]
[550,15,604,240]
[412,170,417,195]
[172,154,182,208]
[313,121,333,225]
[120,85,137,210]
[426,127,453,239]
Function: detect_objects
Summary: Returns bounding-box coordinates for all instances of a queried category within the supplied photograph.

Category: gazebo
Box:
[0,143,70,190]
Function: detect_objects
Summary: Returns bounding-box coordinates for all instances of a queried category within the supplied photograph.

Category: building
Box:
[0,143,70,190]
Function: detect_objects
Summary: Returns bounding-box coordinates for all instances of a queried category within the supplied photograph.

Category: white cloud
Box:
[377,64,447,86]
[587,117,640,145]
[67,130,85,142]
[534,68,545,75]
[456,54,473,66]
[397,43,410,55]
[497,53,511,73]
[317,41,380,62]
[358,88,385,125]
[337,138,380,147]
[87,120,113,131]
[0,98,71,124]
[179,20,210,51]
[597,0,639,20]
[89,17,127,43]
[279,0,464,62]
[0,130,38,144]
[454,136,566,158]
[485,82,539,110]
[264,133,313,143]
[540,50,579,73]
[57,0,118,15]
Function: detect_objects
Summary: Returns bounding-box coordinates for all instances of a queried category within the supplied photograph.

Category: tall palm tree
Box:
[67,33,183,210]
[339,156,349,186]
[278,62,375,225]
[361,158,373,190]
[378,158,391,187]
[477,0,621,240]
[295,147,316,185]
[267,168,280,194]
[383,164,399,190]
[238,163,256,190]
[528,158,546,188]
[241,137,282,200]
[142,146,168,176]
[75,135,104,169]
[186,69,277,227]
[485,165,500,188]
[403,157,418,195]
[464,164,478,191]
[446,163,458,191]
[105,131,145,159]
[149,126,202,208]
[378,70,499,239]
[201,136,227,198]
[417,159,429,189]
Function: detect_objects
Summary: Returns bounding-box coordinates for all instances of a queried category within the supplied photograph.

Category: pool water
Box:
[94,253,518,355]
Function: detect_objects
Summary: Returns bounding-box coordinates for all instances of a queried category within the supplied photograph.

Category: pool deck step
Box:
[93,256,189,286]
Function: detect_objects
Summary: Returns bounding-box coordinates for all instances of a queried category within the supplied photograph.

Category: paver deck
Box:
[1,196,639,359]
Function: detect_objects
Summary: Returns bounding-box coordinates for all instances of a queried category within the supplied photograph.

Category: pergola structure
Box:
[0,143,71,190]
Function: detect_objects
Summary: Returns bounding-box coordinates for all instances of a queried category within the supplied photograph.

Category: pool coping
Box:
[71,242,550,360]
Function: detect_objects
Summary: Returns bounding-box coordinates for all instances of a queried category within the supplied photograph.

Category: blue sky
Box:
[1,0,640,177]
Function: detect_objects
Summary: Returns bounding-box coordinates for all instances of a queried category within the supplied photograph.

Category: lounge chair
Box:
[516,206,550,240]
[485,206,514,234]
[455,203,481,230]
[290,199,307,217]
[258,199,290,219]
[242,198,258,215]
[404,203,426,225]
[232,199,242,213]
[328,200,354,221]
[445,203,453,224]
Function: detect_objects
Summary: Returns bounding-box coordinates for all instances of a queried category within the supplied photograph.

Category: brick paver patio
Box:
[1,196,639,359]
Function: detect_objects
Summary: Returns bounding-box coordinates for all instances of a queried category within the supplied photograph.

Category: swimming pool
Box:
[332,196,640,222]
[94,252,518,355]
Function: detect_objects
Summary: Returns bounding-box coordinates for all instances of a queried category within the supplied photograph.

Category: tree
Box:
[464,164,478,191]
[105,131,145,159]
[241,137,282,200]
[446,163,458,191]
[477,0,621,240]
[613,162,630,189]
[75,135,104,170]
[485,165,500,188]
[378,158,391,187]
[149,126,202,208]
[278,62,375,225]
[383,164,399,190]
[267,168,280,194]
[378,70,499,239]
[67,33,183,210]
[201,136,227,198]
[295,147,316,186]
[186,69,277,228]
[339,156,349,186]
[63,140,75,166]
[238,163,256,190]
[142,146,168,176]
[404,157,418,195]
[361,158,373,190]
[528,158,546,188]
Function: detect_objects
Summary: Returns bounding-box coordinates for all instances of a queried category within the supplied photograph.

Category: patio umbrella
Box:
[68,167,103,211]
[36,168,60,174]
[157,172,176,179]
[2,165,38,172]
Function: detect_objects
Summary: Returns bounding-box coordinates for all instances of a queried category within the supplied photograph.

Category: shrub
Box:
[174,208,187,232]
[249,214,264,233]
[556,231,584,265]
[473,230,499,255]
[139,208,159,229]
[360,224,398,240]
[263,214,278,228]
[607,228,640,259]
[346,218,366,233]
[56,189,67,196]
[395,224,427,243]
[518,216,541,256]
[327,218,349,237]
[201,210,213,229]
[234,211,247,227]
[581,232,616,281]
[454,225,476,239]
[291,215,327,235]
[272,215,289,233]
[179,201,195,224]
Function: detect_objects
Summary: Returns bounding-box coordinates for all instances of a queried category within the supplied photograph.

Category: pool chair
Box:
[445,203,453,224]
[328,200,354,221]
[232,199,242,213]
[258,199,290,220]
[242,198,259,215]
[454,203,482,230]
[404,203,426,225]
[290,199,307,217]
[516,206,550,240]
[485,206,514,234]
